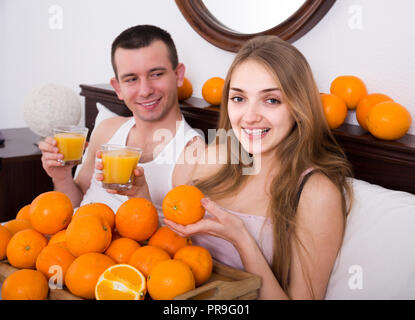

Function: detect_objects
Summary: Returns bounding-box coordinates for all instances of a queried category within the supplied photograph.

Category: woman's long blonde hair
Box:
[196,35,353,297]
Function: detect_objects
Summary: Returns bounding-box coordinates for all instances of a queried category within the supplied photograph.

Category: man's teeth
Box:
[141,100,157,106]
[243,128,270,135]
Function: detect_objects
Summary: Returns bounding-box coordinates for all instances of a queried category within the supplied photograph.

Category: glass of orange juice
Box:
[100,144,142,191]
[53,125,88,166]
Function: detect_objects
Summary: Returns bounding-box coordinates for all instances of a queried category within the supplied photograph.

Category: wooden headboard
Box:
[80,83,415,195]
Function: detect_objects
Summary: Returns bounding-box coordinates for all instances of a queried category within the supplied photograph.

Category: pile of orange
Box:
[0,185,213,300]
[1,191,74,300]
[330,75,368,110]
[321,75,412,140]
[320,93,348,129]
[177,77,193,101]
[202,77,225,105]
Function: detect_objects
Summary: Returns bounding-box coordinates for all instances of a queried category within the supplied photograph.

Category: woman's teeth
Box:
[243,128,270,136]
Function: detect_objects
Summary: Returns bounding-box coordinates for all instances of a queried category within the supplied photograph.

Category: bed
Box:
[80,83,415,299]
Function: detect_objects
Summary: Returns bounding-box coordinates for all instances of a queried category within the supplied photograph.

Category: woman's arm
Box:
[172,138,223,187]
[286,172,345,299]
[242,173,344,299]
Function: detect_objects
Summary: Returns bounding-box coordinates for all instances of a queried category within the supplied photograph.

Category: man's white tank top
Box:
[80,117,202,216]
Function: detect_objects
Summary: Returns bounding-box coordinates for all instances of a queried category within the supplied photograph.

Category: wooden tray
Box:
[0,259,261,300]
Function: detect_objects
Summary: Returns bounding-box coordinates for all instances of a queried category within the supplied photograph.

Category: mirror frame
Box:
[175,0,336,52]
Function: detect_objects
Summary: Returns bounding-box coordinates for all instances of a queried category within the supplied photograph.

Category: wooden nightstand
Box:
[0,128,53,222]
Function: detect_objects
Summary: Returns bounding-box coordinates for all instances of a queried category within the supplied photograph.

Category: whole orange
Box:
[16,204,31,220]
[48,229,67,248]
[148,226,191,257]
[6,229,48,269]
[366,101,412,141]
[0,225,12,260]
[202,77,225,105]
[3,218,33,235]
[356,93,393,131]
[174,245,213,286]
[29,191,73,235]
[163,185,205,225]
[35,243,75,284]
[128,245,171,277]
[66,214,112,257]
[147,259,195,300]
[177,77,193,101]
[65,252,115,299]
[1,269,49,300]
[320,93,348,129]
[104,237,141,264]
[330,75,368,109]
[115,198,159,241]
[73,202,115,230]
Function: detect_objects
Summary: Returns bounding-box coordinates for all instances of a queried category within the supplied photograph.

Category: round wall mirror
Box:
[203,0,307,34]
[176,0,335,52]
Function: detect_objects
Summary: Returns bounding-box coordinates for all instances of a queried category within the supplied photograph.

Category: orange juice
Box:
[54,133,86,162]
[102,150,141,185]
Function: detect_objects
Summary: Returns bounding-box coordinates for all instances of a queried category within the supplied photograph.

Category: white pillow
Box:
[74,103,118,178]
[326,178,415,299]
[91,103,119,136]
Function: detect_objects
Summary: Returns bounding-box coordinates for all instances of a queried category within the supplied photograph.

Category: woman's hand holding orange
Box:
[163,198,250,250]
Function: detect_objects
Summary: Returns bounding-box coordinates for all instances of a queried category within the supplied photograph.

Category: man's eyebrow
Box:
[120,67,167,80]
[120,73,136,80]
[230,87,281,93]
[149,66,167,73]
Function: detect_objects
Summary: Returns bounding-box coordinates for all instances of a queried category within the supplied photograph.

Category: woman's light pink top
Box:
[190,168,315,271]
[191,210,274,271]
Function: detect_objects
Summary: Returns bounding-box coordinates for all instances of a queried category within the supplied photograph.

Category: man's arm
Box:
[38,136,84,207]
[39,117,125,208]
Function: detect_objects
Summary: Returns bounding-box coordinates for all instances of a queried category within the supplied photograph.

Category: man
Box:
[39,25,204,213]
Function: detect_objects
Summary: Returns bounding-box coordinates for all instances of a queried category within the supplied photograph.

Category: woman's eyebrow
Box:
[261,87,281,93]
[229,87,281,93]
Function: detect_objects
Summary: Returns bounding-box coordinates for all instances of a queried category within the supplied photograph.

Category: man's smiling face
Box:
[112,40,183,122]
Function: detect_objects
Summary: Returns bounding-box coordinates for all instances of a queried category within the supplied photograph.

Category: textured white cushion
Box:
[326,178,415,299]
[24,83,82,137]
[74,103,118,178]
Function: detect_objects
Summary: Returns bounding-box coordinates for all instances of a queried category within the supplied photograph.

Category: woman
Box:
[165,35,353,300]
[100,35,352,299]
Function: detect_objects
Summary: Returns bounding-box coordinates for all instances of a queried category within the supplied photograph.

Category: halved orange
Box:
[95,264,146,300]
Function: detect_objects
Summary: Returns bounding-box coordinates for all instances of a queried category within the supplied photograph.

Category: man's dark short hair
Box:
[111,25,179,79]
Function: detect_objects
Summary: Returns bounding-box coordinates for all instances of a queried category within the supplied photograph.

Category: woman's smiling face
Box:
[227,59,296,157]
